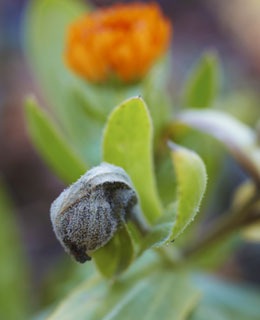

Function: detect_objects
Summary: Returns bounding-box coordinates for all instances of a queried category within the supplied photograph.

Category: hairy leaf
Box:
[169,142,207,240]
[103,97,162,224]
[140,144,207,252]
[139,204,177,254]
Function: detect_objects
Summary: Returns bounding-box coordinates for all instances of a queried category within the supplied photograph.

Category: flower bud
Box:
[65,3,172,83]
[50,163,141,262]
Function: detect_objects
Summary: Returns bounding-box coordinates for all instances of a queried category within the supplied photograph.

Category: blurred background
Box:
[1,0,260,318]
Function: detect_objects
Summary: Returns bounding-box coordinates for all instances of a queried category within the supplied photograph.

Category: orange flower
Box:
[65,2,172,83]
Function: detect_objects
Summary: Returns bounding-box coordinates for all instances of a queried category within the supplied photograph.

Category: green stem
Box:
[129,205,150,237]
[183,191,260,259]
[154,246,182,267]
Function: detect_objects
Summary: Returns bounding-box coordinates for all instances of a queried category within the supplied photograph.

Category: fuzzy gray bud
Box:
[50,163,139,263]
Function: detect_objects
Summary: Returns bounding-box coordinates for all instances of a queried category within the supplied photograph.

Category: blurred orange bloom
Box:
[65,2,172,83]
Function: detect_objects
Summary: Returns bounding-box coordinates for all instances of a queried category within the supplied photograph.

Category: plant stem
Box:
[183,191,260,259]
[155,246,182,267]
[129,205,150,236]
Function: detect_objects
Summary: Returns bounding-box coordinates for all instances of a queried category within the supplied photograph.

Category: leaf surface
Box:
[183,52,219,108]
[103,97,162,224]
[92,227,134,278]
[176,110,260,181]
[190,274,260,320]
[48,254,200,320]
[169,143,207,240]
[25,98,87,184]
[25,0,105,164]
[140,144,207,252]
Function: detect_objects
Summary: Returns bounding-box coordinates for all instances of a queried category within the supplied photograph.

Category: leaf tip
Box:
[131,95,146,105]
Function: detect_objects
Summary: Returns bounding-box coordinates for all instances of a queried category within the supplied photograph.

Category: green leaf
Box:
[103,97,162,225]
[155,152,177,207]
[140,144,207,253]
[0,180,30,320]
[169,142,207,240]
[47,274,103,320]
[92,227,134,278]
[178,110,255,149]
[48,253,200,320]
[97,97,162,276]
[24,0,86,117]
[190,274,260,320]
[183,52,219,108]
[141,58,172,145]
[176,110,260,181]
[24,0,105,164]
[139,204,177,254]
[24,97,87,184]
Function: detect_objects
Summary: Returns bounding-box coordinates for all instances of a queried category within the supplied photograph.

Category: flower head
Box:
[65,2,172,83]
